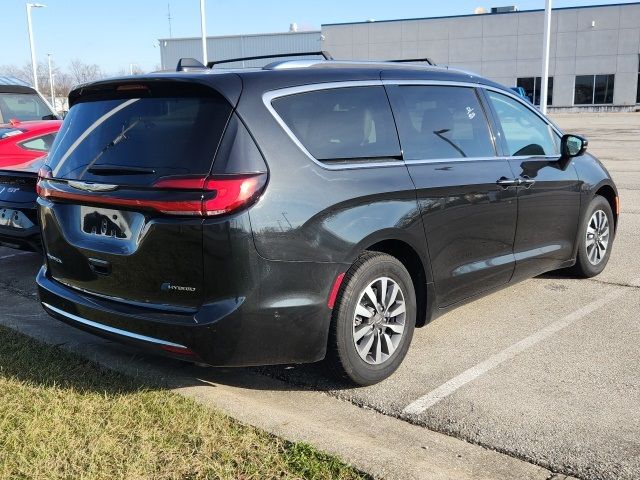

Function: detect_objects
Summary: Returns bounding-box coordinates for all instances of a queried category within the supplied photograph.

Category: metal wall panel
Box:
[321,3,640,107]
[159,31,322,70]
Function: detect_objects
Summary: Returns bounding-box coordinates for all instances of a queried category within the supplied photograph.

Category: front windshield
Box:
[0,92,56,122]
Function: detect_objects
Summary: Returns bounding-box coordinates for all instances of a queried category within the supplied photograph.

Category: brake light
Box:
[37,173,267,218]
[151,173,267,216]
[36,165,52,197]
[116,84,150,93]
[202,175,266,216]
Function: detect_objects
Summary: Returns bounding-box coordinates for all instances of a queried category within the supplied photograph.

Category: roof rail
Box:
[207,51,333,68]
[387,57,436,66]
[176,58,207,72]
[265,59,442,71]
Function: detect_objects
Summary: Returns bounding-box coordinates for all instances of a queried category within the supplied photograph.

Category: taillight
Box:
[203,174,267,216]
[37,172,267,218]
[36,165,53,197]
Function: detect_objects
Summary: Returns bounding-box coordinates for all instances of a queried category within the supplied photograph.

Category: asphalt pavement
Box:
[0,112,638,480]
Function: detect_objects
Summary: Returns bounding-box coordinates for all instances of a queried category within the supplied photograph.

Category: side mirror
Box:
[561,134,588,158]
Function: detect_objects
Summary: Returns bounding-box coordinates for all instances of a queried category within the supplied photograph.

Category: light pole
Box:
[200,0,208,65]
[540,0,552,115]
[47,53,54,107]
[26,3,46,92]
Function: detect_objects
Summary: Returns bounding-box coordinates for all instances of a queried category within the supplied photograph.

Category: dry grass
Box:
[0,326,367,480]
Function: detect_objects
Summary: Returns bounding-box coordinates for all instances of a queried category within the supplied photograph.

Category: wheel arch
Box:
[593,183,619,231]
[356,235,433,327]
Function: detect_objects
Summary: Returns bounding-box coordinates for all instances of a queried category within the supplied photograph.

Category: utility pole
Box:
[47,53,54,107]
[540,0,552,115]
[168,2,172,38]
[200,0,208,65]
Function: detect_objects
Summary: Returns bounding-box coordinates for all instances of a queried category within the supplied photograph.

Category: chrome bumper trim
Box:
[41,302,187,349]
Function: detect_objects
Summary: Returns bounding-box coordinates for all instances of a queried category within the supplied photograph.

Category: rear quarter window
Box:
[271,86,401,162]
[19,133,56,152]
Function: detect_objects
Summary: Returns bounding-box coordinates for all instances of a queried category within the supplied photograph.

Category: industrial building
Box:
[159,2,640,110]
[158,29,323,70]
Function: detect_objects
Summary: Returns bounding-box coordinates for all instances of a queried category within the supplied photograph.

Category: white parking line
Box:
[0,252,33,260]
[403,283,630,415]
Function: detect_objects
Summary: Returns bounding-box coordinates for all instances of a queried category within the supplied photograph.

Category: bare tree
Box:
[0,61,62,95]
[68,59,105,85]
[55,72,73,98]
[0,63,33,85]
[130,64,145,75]
[117,64,146,76]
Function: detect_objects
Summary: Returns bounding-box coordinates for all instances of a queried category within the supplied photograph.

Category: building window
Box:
[574,74,615,105]
[516,77,553,105]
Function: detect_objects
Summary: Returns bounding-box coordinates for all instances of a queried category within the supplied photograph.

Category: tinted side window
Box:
[390,85,495,160]
[271,86,400,161]
[487,91,558,157]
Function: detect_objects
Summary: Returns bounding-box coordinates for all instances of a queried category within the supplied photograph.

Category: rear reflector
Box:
[160,345,196,356]
[328,272,346,309]
[37,173,267,217]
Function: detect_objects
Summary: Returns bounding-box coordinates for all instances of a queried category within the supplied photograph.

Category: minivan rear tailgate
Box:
[40,200,203,309]
[39,79,237,309]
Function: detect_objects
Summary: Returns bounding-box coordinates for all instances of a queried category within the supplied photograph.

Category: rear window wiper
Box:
[87,165,156,176]
[79,119,141,178]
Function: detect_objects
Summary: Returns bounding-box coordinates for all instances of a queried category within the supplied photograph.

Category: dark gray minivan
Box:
[36,58,618,385]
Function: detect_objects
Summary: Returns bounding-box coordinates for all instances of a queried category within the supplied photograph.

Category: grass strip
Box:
[0,325,368,480]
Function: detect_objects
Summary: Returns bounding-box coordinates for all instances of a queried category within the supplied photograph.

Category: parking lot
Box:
[0,112,638,480]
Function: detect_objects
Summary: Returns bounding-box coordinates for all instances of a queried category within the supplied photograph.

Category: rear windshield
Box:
[0,127,24,139]
[47,95,232,185]
[0,92,55,122]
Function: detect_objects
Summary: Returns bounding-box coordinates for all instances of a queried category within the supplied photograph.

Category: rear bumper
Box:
[37,257,344,366]
[0,202,40,251]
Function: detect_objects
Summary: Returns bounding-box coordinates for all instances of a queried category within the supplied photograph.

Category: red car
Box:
[0,119,61,168]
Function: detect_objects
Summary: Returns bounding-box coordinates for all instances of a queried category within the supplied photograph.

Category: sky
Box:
[1,0,637,74]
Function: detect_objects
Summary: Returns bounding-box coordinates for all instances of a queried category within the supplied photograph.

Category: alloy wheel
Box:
[352,276,406,365]
[586,209,610,265]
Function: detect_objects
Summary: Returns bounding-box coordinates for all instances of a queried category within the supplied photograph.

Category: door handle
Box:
[520,176,536,188]
[496,177,519,188]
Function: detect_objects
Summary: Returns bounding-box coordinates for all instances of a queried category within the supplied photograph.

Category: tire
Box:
[571,195,615,277]
[327,251,416,386]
